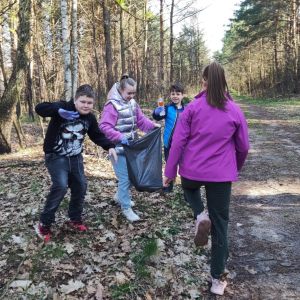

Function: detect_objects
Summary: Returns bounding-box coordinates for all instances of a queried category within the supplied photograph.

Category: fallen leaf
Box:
[115,272,127,285]
[106,180,117,186]
[87,285,96,294]
[0,260,7,270]
[188,288,200,299]
[111,217,118,228]
[10,280,32,288]
[245,265,258,274]
[53,293,62,300]
[60,280,85,294]
[59,264,75,270]
[145,292,152,300]
[105,232,115,241]
[63,243,75,254]
[95,283,104,300]
[12,235,21,244]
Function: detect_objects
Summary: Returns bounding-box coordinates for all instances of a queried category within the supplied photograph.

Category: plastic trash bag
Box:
[123,127,162,192]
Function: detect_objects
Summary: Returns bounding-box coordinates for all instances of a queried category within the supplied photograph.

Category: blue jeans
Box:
[40,153,87,226]
[110,155,132,210]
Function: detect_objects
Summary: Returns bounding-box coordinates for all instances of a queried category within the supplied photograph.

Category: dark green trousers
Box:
[181,177,232,279]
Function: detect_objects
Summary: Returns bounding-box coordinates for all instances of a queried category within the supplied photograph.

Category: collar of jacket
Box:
[169,101,186,108]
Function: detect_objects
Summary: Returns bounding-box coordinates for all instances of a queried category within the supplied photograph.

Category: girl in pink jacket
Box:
[100,75,160,222]
[163,62,249,296]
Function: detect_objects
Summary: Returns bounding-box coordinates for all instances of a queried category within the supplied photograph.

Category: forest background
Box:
[0,0,209,154]
[0,0,300,152]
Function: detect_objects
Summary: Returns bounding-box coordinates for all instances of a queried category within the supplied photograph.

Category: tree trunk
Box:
[27,2,35,120]
[102,0,114,91]
[160,0,164,89]
[92,2,102,109]
[0,26,8,89]
[0,0,31,154]
[141,0,148,101]
[120,7,125,75]
[71,0,78,97]
[60,0,72,101]
[170,0,174,84]
[134,5,139,100]
[13,116,24,149]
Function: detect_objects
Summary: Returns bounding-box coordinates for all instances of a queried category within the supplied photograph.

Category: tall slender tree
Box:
[0,0,31,153]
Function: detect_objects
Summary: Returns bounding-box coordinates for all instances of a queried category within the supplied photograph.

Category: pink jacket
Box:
[165,91,249,182]
[99,103,154,142]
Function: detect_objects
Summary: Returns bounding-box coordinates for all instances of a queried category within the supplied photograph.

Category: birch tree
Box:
[71,0,78,97]
[60,0,72,101]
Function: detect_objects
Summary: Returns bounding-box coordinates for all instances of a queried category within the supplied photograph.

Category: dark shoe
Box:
[35,222,51,243]
[68,219,87,232]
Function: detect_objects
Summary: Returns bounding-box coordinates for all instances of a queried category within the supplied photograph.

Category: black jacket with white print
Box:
[35,99,115,156]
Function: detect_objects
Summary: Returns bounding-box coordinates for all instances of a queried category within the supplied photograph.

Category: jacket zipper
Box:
[128,101,135,140]
[167,104,185,148]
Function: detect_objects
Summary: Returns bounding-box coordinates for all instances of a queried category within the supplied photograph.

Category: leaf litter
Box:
[0,111,212,299]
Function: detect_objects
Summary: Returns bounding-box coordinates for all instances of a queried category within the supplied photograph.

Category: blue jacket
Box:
[152,101,187,148]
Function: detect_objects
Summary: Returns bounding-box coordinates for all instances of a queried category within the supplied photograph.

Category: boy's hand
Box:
[163,176,176,187]
[154,106,165,115]
[58,108,80,120]
[121,137,129,145]
[153,123,161,128]
[109,148,117,164]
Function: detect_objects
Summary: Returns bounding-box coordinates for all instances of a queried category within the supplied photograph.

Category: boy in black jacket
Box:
[35,85,117,242]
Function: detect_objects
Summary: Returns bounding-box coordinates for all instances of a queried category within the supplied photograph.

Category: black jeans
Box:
[163,146,173,192]
[181,177,232,279]
[40,153,87,226]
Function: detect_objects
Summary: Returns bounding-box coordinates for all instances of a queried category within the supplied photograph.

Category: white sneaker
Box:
[114,192,135,207]
[122,208,140,222]
[210,278,227,295]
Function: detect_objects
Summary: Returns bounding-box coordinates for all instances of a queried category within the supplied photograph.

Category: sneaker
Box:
[35,222,51,243]
[114,192,135,207]
[122,208,140,222]
[210,278,227,295]
[68,219,87,232]
[194,211,211,247]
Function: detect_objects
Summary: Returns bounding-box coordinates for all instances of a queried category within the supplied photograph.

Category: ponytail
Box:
[204,62,229,111]
[119,74,136,90]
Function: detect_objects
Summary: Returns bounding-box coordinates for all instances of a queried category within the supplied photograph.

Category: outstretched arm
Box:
[35,101,67,118]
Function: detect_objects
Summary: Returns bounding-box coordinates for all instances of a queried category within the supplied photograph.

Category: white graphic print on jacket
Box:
[53,119,89,156]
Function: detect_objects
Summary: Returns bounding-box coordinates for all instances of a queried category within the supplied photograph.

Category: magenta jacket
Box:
[165,90,249,182]
[99,103,154,142]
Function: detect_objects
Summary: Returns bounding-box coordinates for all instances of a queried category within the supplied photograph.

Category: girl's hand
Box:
[109,148,118,164]
[153,123,161,128]
[163,176,176,187]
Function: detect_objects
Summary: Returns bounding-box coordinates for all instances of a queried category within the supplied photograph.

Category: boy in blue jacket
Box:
[152,83,187,192]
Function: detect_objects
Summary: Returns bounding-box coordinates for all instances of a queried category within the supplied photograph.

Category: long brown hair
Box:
[203,62,229,111]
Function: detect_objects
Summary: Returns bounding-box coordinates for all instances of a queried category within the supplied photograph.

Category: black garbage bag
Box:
[123,127,162,192]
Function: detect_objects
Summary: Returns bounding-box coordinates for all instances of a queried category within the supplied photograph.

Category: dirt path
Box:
[213,99,300,300]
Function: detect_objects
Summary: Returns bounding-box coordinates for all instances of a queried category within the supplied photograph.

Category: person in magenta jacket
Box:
[163,62,249,296]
